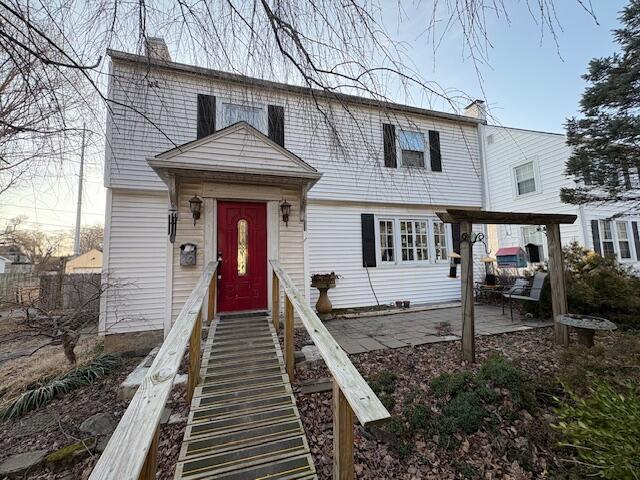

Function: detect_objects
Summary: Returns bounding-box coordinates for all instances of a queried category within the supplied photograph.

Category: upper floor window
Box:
[222,103,264,131]
[617,221,632,259]
[514,161,537,195]
[600,220,616,257]
[398,130,425,168]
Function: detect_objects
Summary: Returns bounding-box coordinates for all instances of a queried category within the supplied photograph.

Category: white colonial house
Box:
[484,125,640,268]
[100,39,487,351]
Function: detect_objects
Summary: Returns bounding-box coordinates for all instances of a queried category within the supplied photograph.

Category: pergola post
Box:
[545,223,570,346]
[460,220,475,363]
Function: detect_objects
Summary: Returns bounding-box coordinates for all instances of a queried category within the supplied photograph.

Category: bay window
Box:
[379,219,395,263]
[376,217,449,265]
[433,222,448,261]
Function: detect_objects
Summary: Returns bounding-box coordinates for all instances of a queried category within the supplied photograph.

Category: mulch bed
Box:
[290,327,570,479]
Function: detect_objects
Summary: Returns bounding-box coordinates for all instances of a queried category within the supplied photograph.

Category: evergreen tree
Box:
[561,1,640,212]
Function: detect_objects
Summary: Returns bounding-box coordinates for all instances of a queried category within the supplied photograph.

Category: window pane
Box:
[223,103,262,130]
[237,219,248,276]
[400,221,414,261]
[434,222,448,260]
[617,222,629,240]
[402,150,425,167]
[398,130,424,151]
[379,220,394,262]
[603,241,616,258]
[416,221,428,261]
[601,221,613,240]
[620,241,631,259]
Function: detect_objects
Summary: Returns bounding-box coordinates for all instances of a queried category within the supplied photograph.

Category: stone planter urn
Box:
[311,273,338,320]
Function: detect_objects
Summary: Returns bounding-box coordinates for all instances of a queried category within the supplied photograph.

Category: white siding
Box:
[307,202,485,308]
[107,59,482,208]
[485,127,584,254]
[101,190,168,334]
[485,126,640,268]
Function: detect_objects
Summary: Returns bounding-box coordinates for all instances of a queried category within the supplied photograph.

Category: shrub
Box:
[552,381,640,480]
[528,243,640,329]
[430,371,472,397]
[478,355,533,409]
[369,370,397,411]
[440,391,487,434]
[403,403,430,431]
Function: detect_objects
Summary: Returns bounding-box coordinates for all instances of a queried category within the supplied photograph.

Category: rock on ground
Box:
[0,450,48,477]
[80,412,117,436]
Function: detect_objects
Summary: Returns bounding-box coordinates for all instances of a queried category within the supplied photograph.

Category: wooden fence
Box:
[89,261,218,480]
[270,259,391,479]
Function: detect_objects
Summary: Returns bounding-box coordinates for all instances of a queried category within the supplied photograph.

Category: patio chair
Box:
[502,272,548,321]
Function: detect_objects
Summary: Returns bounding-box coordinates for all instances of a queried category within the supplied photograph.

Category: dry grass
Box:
[0,335,102,409]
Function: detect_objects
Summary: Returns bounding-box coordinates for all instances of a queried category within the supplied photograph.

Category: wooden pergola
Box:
[436,209,578,363]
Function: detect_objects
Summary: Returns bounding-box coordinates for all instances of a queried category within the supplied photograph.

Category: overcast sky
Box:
[0,1,628,233]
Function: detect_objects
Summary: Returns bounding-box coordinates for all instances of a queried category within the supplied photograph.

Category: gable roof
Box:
[108,49,484,127]
[149,121,321,183]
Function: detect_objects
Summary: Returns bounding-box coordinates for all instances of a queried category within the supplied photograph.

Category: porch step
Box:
[175,315,316,480]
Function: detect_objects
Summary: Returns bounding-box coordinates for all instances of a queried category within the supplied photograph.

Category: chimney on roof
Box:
[463,99,487,121]
[145,37,171,62]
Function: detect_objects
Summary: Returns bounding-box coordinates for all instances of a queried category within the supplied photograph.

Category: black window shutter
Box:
[451,223,461,264]
[361,214,377,268]
[382,124,397,168]
[197,94,216,139]
[632,221,640,261]
[591,220,601,255]
[268,105,285,147]
[429,130,442,172]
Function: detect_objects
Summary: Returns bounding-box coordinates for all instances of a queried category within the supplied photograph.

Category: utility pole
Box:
[73,124,86,256]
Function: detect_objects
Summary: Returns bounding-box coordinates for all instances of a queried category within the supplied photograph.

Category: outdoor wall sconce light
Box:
[189,195,203,226]
[280,199,291,227]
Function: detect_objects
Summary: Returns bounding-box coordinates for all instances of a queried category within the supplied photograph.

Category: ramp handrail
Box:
[270,259,390,479]
[90,261,218,480]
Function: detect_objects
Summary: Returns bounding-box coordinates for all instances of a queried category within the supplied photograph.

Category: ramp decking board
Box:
[175,315,316,479]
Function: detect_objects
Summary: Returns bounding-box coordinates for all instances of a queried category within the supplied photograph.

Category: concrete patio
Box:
[324,304,552,354]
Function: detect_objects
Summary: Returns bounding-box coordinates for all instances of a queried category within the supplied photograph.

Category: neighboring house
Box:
[100,39,486,351]
[484,125,640,268]
[0,244,32,273]
[65,249,103,274]
[0,255,11,274]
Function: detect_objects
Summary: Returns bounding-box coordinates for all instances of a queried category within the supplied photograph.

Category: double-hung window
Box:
[398,130,425,168]
[600,220,616,258]
[400,220,429,262]
[379,219,395,263]
[617,222,632,259]
[514,161,537,195]
[433,222,448,261]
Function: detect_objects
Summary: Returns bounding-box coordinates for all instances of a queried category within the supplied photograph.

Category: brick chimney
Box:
[145,37,171,62]
[463,99,487,121]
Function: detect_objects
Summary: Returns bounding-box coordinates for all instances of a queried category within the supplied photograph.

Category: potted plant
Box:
[311,272,339,319]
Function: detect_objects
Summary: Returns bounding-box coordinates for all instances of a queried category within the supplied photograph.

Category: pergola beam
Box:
[437,209,577,226]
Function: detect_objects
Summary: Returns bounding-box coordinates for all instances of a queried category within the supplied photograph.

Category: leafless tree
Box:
[6,224,66,271]
[79,224,104,254]
[0,0,598,196]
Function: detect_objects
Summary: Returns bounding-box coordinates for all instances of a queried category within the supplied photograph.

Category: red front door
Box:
[217,201,268,312]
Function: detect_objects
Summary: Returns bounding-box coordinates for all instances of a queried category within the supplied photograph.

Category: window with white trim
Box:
[398,130,425,168]
[600,220,616,258]
[514,161,537,195]
[433,222,448,261]
[617,221,632,259]
[379,220,395,263]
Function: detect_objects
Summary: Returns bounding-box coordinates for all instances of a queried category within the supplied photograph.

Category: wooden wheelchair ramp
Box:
[174,314,317,480]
